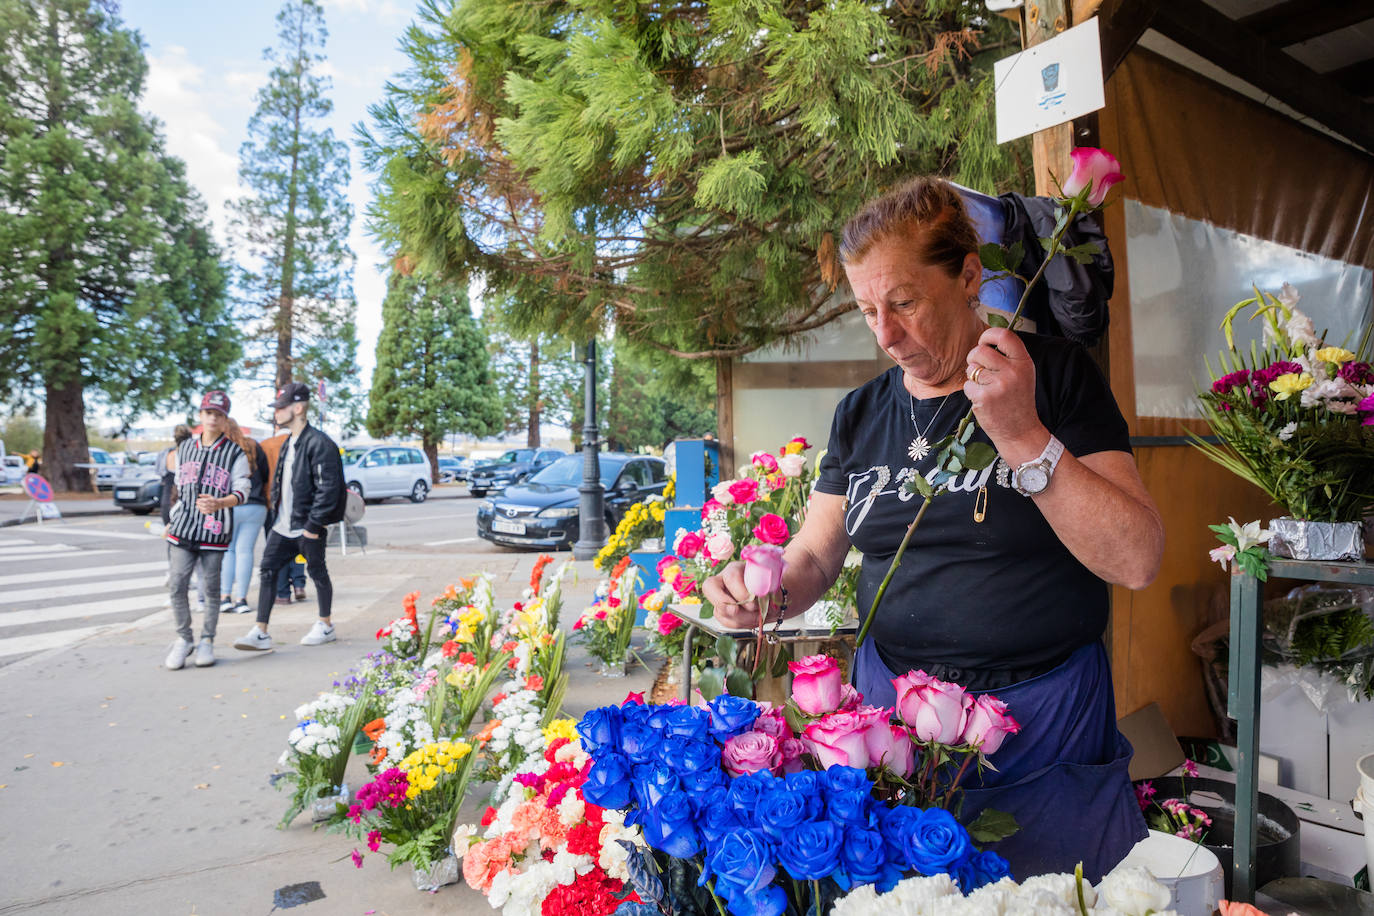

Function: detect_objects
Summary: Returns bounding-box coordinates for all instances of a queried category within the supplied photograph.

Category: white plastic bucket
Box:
[1356,753,1374,878]
[1116,829,1225,916]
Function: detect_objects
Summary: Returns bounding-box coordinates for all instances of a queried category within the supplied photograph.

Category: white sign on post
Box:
[994,17,1105,145]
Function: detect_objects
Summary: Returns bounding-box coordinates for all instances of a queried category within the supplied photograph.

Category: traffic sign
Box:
[23,473,53,502]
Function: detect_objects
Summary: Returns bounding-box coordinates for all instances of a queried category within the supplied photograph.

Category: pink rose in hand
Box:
[895,672,971,745]
[865,721,916,778]
[740,544,785,598]
[803,712,870,769]
[788,654,842,716]
[704,531,735,563]
[1061,147,1124,207]
[727,479,760,504]
[721,731,781,776]
[752,513,789,546]
[960,694,1020,755]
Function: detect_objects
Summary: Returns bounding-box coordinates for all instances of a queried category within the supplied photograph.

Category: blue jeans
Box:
[221,503,267,601]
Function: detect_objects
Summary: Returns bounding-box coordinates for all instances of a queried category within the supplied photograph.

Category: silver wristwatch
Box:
[1011,435,1064,496]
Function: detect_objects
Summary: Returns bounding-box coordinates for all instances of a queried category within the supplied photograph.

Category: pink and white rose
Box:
[865,721,916,777]
[777,454,806,478]
[894,671,971,745]
[960,694,1020,755]
[1061,147,1123,208]
[704,531,734,563]
[750,451,779,473]
[803,712,870,769]
[740,543,785,597]
[788,654,842,716]
[721,731,781,776]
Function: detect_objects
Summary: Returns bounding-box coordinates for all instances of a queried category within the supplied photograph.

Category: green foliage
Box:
[366,273,503,469]
[479,308,588,444]
[0,0,236,488]
[358,0,1028,359]
[1,416,43,455]
[1265,586,1374,700]
[228,0,359,418]
[605,343,716,451]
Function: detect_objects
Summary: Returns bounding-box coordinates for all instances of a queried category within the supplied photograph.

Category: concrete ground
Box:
[0,537,658,915]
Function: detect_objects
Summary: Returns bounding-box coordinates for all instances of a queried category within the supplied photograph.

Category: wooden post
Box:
[1024,0,1076,195]
[715,356,735,478]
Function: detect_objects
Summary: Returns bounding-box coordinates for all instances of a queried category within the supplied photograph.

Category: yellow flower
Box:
[543,718,578,743]
[1270,372,1313,400]
[458,607,484,628]
[681,596,702,605]
[783,441,804,455]
[1314,346,1355,364]
[452,741,472,758]
[406,785,421,799]
[642,592,666,612]
[444,763,457,774]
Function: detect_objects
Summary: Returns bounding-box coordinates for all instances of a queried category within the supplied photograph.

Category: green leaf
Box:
[964,442,997,470]
[978,243,1007,272]
[959,421,975,444]
[770,644,793,678]
[1060,241,1104,265]
[697,666,725,701]
[986,313,1010,329]
[714,634,737,667]
[967,808,1020,843]
[1006,241,1025,273]
[910,474,933,499]
[725,668,753,698]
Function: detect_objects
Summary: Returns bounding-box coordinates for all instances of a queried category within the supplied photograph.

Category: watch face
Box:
[1020,465,1049,494]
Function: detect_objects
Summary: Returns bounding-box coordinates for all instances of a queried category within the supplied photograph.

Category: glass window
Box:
[530,455,620,488]
[360,449,383,468]
[408,450,424,464]
[647,459,667,483]
[343,447,368,465]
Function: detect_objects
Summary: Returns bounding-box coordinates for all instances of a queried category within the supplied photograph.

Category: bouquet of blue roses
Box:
[575,683,1018,916]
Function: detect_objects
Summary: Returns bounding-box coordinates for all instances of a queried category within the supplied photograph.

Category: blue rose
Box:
[655,736,723,792]
[876,804,921,859]
[643,793,701,858]
[621,702,653,726]
[954,849,1012,892]
[755,784,809,843]
[726,769,776,826]
[633,762,682,809]
[783,770,826,819]
[823,765,871,798]
[663,704,711,741]
[777,820,842,881]
[646,705,675,730]
[621,722,661,764]
[581,752,633,809]
[707,694,761,740]
[902,807,972,875]
[692,787,743,846]
[825,787,876,828]
[702,828,785,916]
[577,705,623,755]
[839,827,903,893]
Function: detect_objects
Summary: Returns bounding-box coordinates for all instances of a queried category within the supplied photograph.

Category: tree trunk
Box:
[526,339,541,447]
[43,382,93,493]
[423,439,439,485]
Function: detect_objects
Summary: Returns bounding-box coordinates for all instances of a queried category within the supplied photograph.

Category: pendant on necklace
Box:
[907,436,931,462]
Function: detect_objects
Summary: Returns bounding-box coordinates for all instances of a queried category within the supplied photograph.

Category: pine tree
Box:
[366,273,503,479]
[360,0,1028,360]
[479,309,588,447]
[0,0,236,491]
[604,345,716,452]
[229,0,358,410]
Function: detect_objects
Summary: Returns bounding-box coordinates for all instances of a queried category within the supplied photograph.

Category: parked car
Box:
[342,445,431,503]
[437,455,471,484]
[467,448,565,497]
[476,453,667,550]
[112,463,162,515]
[88,446,124,490]
[2,454,26,485]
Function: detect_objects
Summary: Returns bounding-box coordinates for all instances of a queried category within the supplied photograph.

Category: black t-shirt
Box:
[816,332,1131,676]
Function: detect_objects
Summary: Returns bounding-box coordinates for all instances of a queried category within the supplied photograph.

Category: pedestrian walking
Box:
[258,423,307,605]
[234,382,345,652]
[158,425,193,528]
[164,392,250,670]
[219,418,269,614]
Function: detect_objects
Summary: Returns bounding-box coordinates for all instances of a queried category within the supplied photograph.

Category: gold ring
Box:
[971,365,985,385]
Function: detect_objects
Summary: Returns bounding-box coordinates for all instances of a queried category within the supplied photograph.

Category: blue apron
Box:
[853,638,1145,882]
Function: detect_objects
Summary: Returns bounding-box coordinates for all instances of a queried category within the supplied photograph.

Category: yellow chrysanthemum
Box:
[543,718,578,743]
[783,441,805,455]
[1314,346,1355,364]
[1270,372,1314,400]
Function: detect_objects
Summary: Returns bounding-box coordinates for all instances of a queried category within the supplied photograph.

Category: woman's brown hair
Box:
[840,177,980,277]
[223,417,258,474]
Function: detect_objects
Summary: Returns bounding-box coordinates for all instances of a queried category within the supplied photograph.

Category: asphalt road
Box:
[0,484,522,669]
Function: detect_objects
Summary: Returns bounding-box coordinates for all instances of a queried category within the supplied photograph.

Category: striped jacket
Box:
[165,436,250,550]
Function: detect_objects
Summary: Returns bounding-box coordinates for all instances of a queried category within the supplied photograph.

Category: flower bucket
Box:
[411,852,459,891]
[1115,829,1224,916]
[1268,517,1364,561]
[597,652,629,678]
[309,783,349,823]
[1141,776,1301,899]
[1355,753,1374,879]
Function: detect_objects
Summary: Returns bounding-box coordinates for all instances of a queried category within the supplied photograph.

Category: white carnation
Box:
[1095,865,1171,916]
[1020,872,1094,909]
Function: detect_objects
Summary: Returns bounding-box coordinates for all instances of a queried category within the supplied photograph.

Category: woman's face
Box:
[844,240,980,389]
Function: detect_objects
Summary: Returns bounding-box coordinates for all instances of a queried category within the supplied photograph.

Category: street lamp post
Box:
[572,339,607,560]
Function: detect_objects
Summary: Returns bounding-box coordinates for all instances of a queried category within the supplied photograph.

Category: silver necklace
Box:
[907,392,953,461]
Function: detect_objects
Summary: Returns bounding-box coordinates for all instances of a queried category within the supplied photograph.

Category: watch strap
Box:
[1012,435,1064,496]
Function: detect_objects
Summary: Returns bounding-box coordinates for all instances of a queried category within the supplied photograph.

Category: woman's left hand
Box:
[963,326,1042,447]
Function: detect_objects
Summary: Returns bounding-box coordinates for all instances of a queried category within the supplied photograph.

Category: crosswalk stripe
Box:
[0,561,166,588]
[0,625,111,658]
[0,593,166,627]
[0,537,35,546]
[31,526,165,542]
[0,549,116,564]
[4,575,166,605]
[0,543,81,556]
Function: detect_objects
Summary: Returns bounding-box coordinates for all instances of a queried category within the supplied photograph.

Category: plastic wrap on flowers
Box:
[574,667,1021,916]
[412,851,460,891]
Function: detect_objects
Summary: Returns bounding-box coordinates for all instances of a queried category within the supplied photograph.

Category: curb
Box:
[0,506,128,528]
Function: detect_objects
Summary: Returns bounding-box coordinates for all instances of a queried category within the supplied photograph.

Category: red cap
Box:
[200,390,231,414]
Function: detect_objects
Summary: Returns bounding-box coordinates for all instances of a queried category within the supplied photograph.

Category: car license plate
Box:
[492,518,525,535]
[116,489,136,500]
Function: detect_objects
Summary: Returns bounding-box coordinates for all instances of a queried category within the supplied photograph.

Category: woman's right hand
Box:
[701,561,767,629]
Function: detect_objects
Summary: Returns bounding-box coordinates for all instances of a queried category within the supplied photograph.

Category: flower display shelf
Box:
[1228,556,1374,902]
[669,601,855,703]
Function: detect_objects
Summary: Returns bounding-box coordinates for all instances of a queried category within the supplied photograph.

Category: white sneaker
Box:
[165,638,193,670]
[233,625,274,652]
[194,638,215,667]
[300,621,336,646]
[218,599,234,613]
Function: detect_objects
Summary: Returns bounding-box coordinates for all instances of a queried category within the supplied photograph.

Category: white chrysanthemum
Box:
[1095,865,1171,916]
[1020,872,1094,909]
[887,873,960,910]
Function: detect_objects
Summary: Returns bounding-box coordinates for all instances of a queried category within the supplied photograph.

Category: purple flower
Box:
[1211,370,1249,395]
[351,849,363,868]
[1338,361,1374,385]
[1358,393,1374,425]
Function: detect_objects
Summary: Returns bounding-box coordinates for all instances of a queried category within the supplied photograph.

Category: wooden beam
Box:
[1095,0,1160,80]
[1152,0,1374,154]
[1024,0,1077,196]
[1237,0,1374,47]
[715,356,734,480]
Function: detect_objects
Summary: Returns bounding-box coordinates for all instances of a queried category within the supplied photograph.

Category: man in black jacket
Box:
[234,382,345,651]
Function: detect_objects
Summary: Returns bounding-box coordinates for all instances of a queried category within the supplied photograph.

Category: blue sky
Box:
[118,0,416,428]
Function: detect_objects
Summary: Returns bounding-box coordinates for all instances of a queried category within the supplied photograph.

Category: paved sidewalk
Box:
[0,546,655,915]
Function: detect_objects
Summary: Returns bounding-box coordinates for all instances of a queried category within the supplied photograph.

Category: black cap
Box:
[270,382,311,409]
